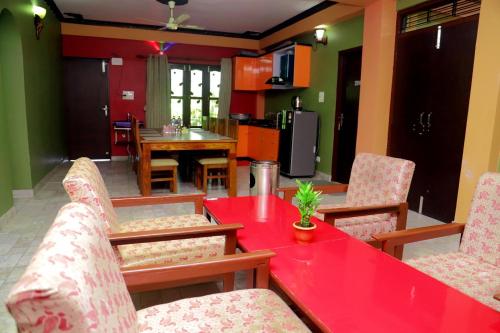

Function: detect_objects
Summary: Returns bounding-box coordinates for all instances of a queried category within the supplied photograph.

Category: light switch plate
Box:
[319,91,325,103]
[111,57,123,66]
[122,91,134,100]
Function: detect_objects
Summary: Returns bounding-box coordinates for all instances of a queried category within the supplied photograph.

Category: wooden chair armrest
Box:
[122,250,275,292]
[109,223,243,249]
[111,193,205,214]
[317,202,408,230]
[494,294,500,302]
[373,222,466,257]
[277,183,348,202]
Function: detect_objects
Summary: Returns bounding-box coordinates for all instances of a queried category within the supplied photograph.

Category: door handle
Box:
[338,113,344,131]
[426,112,432,132]
[102,105,109,117]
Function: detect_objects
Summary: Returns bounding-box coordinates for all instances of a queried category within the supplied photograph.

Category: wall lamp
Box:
[314,27,328,45]
[33,5,46,40]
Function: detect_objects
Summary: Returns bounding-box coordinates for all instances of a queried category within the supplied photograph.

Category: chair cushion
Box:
[316,203,394,241]
[151,158,178,167]
[63,157,120,232]
[6,203,138,333]
[459,172,500,266]
[406,252,500,311]
[136,289,311,332]
[197,157,228,165]
[117,214,225,267]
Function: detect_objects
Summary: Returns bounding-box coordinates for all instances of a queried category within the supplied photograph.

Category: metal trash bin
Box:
[250,161,280,196]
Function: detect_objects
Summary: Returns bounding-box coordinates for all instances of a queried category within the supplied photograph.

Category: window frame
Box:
[170,63,221,128]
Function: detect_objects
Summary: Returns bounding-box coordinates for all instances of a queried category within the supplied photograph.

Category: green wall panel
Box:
[265,16,364,175]
[0,0,64,215]
[0,63,13,215]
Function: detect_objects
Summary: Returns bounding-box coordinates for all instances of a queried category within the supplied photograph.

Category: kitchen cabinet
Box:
[233,44,311,91]
[236,125,279,161]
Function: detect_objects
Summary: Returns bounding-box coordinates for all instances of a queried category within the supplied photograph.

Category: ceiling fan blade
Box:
[175,13,190,24]
[159,26,169,31]
[137,17,168,25]
[179,24,205,30]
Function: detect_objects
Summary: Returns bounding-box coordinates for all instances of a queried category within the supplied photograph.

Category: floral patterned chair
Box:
[6,202,310,333]
[62,158,239,289]
[279,153,415,256]
[374,172,500,311]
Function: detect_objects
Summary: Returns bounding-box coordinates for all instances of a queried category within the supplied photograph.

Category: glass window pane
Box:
[170,68,184,97]
[190,98,203,127]
[209,99,219,119]
[171,98,183,122]
[210,70,221,98]
[190,69,203,98]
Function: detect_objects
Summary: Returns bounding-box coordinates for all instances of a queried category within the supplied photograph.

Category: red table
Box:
[204,196,500,332]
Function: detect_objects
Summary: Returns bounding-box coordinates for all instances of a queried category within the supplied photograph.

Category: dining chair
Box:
[6,202,311,333]
[132,119,178,193]
[62,157,241,290]
[278,153,415,258]
[373,172,500,311]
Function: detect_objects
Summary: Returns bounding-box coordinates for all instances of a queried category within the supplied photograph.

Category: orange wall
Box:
[356,0,396,155]
[455,0,500,222]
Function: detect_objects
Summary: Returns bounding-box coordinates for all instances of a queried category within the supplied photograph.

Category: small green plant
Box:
[294,180,322,228]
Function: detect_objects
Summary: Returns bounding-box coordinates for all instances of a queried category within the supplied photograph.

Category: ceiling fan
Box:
[149,0,204,31]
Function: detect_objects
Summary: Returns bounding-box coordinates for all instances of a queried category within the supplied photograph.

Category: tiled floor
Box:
[0,161,460,331]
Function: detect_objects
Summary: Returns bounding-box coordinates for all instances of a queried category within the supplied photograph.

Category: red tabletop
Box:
[271,239,500,333]
[204,195,349,251]
[204,195,500,332]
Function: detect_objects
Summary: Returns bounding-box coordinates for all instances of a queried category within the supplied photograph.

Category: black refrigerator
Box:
[278,110,318,177]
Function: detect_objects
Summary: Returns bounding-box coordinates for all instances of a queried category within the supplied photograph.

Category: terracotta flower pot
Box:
[293,221,317,243]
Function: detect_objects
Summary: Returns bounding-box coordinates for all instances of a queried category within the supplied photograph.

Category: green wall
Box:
[0,1,64,216]
[265,16,364,174]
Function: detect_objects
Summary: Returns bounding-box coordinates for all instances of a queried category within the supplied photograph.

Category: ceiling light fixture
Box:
[33,5,47,40]
[314,27,327,45]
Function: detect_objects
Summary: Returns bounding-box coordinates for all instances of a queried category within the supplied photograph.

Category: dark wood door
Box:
[64,58,110,160]
[389,17,478,222]
[331,47,362,183]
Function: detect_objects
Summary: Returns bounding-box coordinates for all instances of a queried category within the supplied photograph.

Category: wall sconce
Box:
[314,28,327,45]
[33,5,47,40]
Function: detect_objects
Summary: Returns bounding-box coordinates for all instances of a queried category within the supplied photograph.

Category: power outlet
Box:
[318,91,325,103]
[316,156,321,162]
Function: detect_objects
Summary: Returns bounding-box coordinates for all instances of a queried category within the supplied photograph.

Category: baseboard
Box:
[12,189,34,198]
[0,206,16,223]
[111,156,129,161]
[315,171,331,181]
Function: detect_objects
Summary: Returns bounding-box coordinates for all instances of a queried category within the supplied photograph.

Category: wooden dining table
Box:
[139,128,237,196]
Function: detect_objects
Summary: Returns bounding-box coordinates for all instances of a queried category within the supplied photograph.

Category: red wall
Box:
[62,35,257,156]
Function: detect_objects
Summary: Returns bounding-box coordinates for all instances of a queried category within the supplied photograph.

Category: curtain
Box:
[146,55,170,127]
[218,58,232,119]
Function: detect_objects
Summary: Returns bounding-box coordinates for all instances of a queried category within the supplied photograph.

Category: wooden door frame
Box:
[331,46,362,182]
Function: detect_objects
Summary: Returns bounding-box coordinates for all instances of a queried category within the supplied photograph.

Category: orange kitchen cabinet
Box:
[246,126,279,161]
[233,57,257,91]
[236,125,249,157]
[247,126,260,158]
[292,45,311,88]
[257,54,273,90]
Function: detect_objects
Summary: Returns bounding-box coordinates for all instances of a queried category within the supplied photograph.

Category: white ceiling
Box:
[54,0,327,34]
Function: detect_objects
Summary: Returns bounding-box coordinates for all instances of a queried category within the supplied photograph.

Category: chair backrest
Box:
[6,203,138,333]
[62,157,119,232]
[132,116,142,157]
[216,118,227,136]
[346,153,415,206]
[208,117,218,133]
[459,172,500,266]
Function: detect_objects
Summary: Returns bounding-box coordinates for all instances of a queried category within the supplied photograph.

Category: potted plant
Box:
[293,180,322,243]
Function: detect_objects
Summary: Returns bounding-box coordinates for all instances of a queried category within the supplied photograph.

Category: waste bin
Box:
[250,161,280,196]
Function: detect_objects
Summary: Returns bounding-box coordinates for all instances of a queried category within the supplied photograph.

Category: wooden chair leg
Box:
[171,167,177,193]
[203,165,208,193]
[222,273,235,292]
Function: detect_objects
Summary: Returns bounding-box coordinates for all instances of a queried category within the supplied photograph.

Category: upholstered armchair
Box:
[279,153,415,256]
[373,172,500,311]
[63,157,239,289]
[6,203,311,332]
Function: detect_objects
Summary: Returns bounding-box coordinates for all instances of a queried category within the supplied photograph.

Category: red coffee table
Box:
[204,195,500,332]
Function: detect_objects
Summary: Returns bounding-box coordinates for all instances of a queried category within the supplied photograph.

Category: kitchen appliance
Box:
[291,96,303,110]
[278,110,318,177]
[280,54,294,84]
